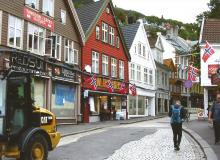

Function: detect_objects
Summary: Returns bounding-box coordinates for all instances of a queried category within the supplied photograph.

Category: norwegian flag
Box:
[119,82,126,94]
[129,84,137,96]
[106,79,114,93]
[202,41,215,63]
[85,74,97,90]
[188,66,199,81]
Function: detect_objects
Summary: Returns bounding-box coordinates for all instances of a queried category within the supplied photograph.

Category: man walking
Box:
[209,93,220,144]
[169,100,185,151]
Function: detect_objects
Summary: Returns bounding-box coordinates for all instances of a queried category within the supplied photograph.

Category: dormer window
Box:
[25,0,38,9]
[43,0,54,17]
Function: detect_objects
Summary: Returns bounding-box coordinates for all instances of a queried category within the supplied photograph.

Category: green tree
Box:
[208,0,220,18]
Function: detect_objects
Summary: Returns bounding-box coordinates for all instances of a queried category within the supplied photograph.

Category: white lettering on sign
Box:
[41,116,53,124]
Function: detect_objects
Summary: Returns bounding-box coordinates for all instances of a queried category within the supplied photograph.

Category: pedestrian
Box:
[208,93,220,145]
[169,100,186,151]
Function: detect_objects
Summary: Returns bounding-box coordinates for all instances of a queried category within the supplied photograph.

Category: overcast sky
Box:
[112,0,210,23]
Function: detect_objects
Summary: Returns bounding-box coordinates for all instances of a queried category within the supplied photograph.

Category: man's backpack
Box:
[171,105,182,123]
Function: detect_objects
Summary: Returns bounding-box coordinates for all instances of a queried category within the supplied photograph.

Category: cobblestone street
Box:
[106,128,205,160]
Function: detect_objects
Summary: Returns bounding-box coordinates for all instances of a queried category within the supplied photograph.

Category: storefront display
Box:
[33,78,45,108]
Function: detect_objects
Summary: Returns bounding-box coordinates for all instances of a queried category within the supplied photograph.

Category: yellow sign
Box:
[97,78,121,90]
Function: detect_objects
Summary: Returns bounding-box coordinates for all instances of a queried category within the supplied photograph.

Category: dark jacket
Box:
[168,105,186,120]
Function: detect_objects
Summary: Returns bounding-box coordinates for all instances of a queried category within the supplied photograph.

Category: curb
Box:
[183,127,218,160]
[61,116,166,138]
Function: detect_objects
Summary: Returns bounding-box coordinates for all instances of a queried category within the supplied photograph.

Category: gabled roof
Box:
[66,0,85,45]
[75,0,131,60]
[121,22,140,50]
[75,0,106,35]
[164,58,177,72]
[201,19,220,44]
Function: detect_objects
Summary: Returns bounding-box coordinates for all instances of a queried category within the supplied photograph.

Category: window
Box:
[134,45,137,53]
[138,43,141,55]
[102,22,108,43]
[119,60,124,79]
[162,72,165,86]
[92,51,99,74]
[43,0,54,17]
[8,15,23,49]
[165,73,168,87]
[111,58,117,77]
[102,55,108,76]
[143,46,146,57]
[64,39,77,64]
[144,68,148,83]
[109,26,114,46]
[106,7,110,14]
[25,0,38,9]
[28,23,45,55]
[61,10,66,24]
[130,63,135,80]
[51,34,62,60]
[149,69,153,85]
[137,65,141,81]
[96,26,100,40]
[116,36,119,48]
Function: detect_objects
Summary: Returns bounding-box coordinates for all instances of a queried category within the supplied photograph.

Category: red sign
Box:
[208,64,219,77]
[23,7,54,31]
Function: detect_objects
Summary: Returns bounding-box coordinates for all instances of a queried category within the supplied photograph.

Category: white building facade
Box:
[122,20,156,118]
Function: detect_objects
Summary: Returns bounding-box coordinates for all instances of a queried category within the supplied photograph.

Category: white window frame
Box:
[149,69,153,85]
[111,58,117,78]
[60,9,66,24]
[43,0,54,17]
[64,39,74,64]
[136,65,141,81]
[27,23,45,55]
[119,60,124,79]
[0,11,2,44]
[25,0,39,9]
[102,22,108,43]
[109,26,114,46]
[8,15,23,49]
[51,33,62,60]
[73,49,79,65]
[102,54,109,76]
[92,51,99,74]
[116,36,119,48]
[130,63,135,80]
[143,45,146,57]
[96,26,100,40]
[144,68,148,84]
[138,43,142,55]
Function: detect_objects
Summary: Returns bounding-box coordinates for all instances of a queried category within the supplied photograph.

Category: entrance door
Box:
[6,75,30,135]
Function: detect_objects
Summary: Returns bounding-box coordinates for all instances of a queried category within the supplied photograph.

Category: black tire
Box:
[21,133,48,160]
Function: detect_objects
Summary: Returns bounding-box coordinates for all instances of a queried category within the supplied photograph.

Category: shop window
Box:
[25,0,39,9]
[96,26,100,40]
[102,54,108,76]
[144,68,148,84]
[43,0,54,17]
[51,33,62,60]
[119,60,124,79]
[28,23,45,55]
[129,95,136,115]
[32,78,45,108]
[149,69,153,85]
[60,10,66,24]
[92,51,99,74]
[8,15,23,49]
[51,83,77,118]
[130,63,135,80]
[137,65,141,81]
[138,96,145,115]
[102,22,108,43]
[116,36,119,48]
[109,26,114,46]
[111,58,117,78]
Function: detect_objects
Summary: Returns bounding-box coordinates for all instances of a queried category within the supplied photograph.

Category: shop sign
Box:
[53,66,78,82]
[10,52,49,76]
[96,78,121,90]
[208,64,219,77]
[23,7,54,31]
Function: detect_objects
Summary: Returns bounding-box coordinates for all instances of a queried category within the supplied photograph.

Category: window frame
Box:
[111,58,117,78]
[43,0,54,17]
[8,15,23,49]
[102,22,108,43]
[60,9,66,25]
[51,33,62,60]
[102,54,109,76]
[27,23,45,55]
[96,26,100,40]
[149,69,153,85]
[116,36,119,48]
[130,63,135,80]
[109,26,114,46]
[25,0,39,10]
[144,68,148,84]
[92,51,99,74]
[136,65,141,82]
[119,60,124,80]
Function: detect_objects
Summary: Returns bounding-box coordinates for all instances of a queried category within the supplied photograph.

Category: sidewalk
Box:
[184,117,220,160]
[57,115,166,137]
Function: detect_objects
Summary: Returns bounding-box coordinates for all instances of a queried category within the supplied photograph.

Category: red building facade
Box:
[76,0,130,122]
